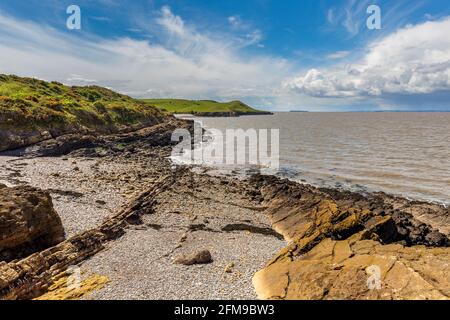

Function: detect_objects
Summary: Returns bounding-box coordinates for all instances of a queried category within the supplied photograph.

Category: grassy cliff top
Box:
[141,99,268,114]
[0,74,164,132]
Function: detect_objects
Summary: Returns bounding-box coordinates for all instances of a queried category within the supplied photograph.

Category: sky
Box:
[0,0,449,111]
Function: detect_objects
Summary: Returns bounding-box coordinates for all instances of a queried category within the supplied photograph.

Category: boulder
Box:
[0,185,65,261]
[0,177,171,300]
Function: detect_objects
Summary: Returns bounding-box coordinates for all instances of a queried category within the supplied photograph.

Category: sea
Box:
[175,112,450,206]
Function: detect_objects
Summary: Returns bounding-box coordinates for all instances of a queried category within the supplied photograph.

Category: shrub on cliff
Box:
[0,75,167,151]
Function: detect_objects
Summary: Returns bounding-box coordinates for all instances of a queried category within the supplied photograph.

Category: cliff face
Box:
[0,75,168,152]
[249,175,450,300]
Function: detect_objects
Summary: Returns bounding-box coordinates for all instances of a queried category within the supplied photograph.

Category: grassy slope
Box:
[0,74,164,133]
[141,99,267,114]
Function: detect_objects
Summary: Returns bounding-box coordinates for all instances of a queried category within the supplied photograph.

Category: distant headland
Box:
[141,99,273,117]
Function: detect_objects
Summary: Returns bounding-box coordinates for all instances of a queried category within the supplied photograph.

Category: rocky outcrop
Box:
[249,175,450,300]
[0,74,170,152]
[0,185,65,262]
[0,129,53,153]
[253,238,449,300]
[3,119,191,158]
[379,193,450,236]
[0,176,172,300]
[249,175,449,247]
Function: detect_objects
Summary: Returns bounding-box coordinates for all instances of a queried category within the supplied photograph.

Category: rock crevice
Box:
[250,175,450,300]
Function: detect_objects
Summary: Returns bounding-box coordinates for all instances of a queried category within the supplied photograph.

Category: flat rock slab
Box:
[250,174,450,300]
[254,238,450,300]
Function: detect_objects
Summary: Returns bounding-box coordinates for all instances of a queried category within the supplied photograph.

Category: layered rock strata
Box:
[0,177,172,300]
[250,175,450,300]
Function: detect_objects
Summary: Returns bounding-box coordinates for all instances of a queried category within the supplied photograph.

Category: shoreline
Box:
[175,113,450,208]
[0,120,449,300]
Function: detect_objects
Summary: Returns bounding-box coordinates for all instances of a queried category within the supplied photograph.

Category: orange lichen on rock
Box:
[35,273,109,300]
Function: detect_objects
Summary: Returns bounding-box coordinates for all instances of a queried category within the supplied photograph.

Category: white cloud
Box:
[343,8,360,36]
[67,74,97,83]
[326,0,371,36]
[1,6,448,111]
[0,8,289,101]
[158,6,186,36]
[244,29,263,46]
[284,17,450,98]
[228,15,242,29]
[326,51,350,60]
[226,14,264,48]
[89,16,112,22]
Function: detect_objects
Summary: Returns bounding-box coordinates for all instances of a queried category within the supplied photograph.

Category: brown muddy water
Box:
[181,112,449,206]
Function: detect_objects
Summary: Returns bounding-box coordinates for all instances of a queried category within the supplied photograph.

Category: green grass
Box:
[0,74,165,133]
[141,99,267,114]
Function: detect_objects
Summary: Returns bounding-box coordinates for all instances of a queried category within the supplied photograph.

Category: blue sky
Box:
[0,0,449,111]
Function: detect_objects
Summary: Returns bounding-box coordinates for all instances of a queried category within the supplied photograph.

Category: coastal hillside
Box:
[0,75,166,151]
[141,99,272,116]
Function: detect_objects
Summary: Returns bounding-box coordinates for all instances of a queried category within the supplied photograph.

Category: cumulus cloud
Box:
[284,17,450,98]
[0,7,289,100]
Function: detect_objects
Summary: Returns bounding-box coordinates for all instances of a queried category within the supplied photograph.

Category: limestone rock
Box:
[0,186,66,262]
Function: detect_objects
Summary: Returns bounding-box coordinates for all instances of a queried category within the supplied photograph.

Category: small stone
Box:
[174,250,212,266]
[179,234,188,243]
[224,263,235,273]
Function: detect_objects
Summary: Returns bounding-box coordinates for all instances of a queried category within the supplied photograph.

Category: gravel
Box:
[0,153,285,299]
